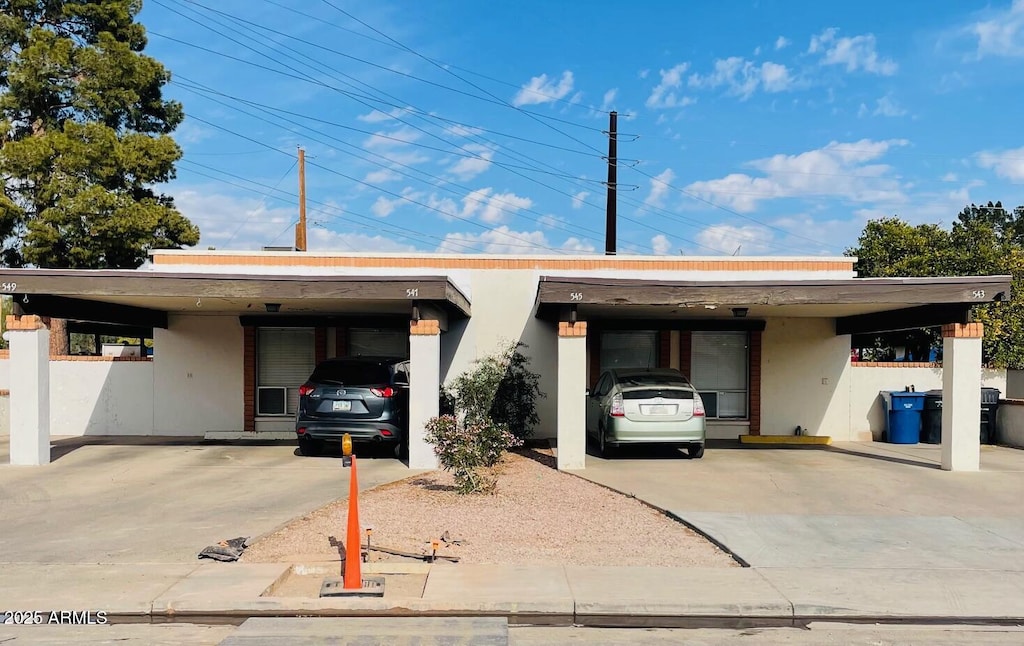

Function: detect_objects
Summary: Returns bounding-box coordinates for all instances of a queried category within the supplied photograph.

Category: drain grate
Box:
[319,576,386,598]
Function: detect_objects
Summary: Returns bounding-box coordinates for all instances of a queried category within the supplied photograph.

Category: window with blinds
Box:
[348,328,409,358]
[690,331,748,419]
[600,331,658,372]
[257,328,315,416]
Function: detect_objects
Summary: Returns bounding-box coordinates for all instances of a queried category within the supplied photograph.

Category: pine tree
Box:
[0,0,199,270]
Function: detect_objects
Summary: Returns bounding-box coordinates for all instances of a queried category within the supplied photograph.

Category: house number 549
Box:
[1,282,16,292]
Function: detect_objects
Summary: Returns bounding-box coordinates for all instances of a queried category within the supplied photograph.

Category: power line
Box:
[223,158,297,247]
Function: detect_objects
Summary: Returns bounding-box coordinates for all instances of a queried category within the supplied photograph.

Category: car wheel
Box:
[688,443,705,459]
[393,441,407,460]
[298,437,325,457]
[598,426,613,458]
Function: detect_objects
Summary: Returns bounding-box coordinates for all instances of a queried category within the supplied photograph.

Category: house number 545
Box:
[570,292,583,301]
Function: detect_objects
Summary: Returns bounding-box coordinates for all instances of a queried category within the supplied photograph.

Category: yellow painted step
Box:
[739,434,832,445]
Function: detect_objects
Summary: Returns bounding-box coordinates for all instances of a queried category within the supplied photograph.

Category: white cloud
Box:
[941,172,959,182]
[307,227,418,253]
[364,168,402,184]
[512,70,575,106]
[638,69,649,79]
[461,188,491,219]
[600,88,618,112]
[651,234,672,255]
[976,146,1024,182]
[448,144,495,181]
[645,63,696,109]
[857,103,869,118]
[873,95,907,117]
[684,139,909,212]
[688,58,794,99]
[444,124,485,137]
[538,214,563,229]
[362,126,423,150]
[177,189,297,250]
[971,0,1024,58]
[808,28,897,75]
[644,168,676,209]
[454,187,533,224]
[356,106,412,123]
[696,224,774,254]
[371,195,401,217]
[775,36,791,50]
[436,226,593,254]
[571,190,590,209]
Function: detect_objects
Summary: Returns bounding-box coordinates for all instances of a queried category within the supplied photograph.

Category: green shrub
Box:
[423,415,521,494]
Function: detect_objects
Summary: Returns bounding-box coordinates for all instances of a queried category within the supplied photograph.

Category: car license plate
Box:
[641,404,675,415]
[332,400,352,412]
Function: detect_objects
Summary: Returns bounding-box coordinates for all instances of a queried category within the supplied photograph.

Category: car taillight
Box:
[298,384,315,397]
[610,393,625,417]
[693,397,706,417]
[370,386,395,398]
[379,429,393,437]
[296,427,307,435]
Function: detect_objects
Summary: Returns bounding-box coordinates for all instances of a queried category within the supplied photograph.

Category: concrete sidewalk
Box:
[5,561,1024,627]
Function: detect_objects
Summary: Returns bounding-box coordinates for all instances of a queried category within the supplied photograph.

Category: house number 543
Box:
[972,290,985,299]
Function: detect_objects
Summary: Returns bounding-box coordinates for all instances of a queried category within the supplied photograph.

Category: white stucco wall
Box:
[0,357,9,391]
[153,315,243,435]
[0,393,8,435]
[996,401,1024,448]
[50,361,155,435]
[760,318,853,440]
[440,270,559,439]
[850,365,1006,441]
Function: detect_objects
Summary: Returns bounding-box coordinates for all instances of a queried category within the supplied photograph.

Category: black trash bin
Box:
[922,389,942,444]
[981,388,1001,445]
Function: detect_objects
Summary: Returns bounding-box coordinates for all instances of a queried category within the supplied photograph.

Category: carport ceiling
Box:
[0,268,471,327]
[535,274,1013,334]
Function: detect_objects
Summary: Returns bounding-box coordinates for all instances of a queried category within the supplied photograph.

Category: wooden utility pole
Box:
[295,147,307,251]
[604,111,617,255]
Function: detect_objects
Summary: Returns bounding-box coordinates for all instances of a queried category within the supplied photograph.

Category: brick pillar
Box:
[658,330,671,368]
[558,321,588,470]
[588,327,601,390]
[315,327,327,365]
[679,331,693,380]
[941,322,983,472]
[243,327,256,433]
[749,330,762,435]
[409,319,441,469]
[335,327,348,358]
[6,315,50,465]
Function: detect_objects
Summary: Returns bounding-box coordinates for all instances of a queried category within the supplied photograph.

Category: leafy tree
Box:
[0,0,199,269]
[847,203,1024,368]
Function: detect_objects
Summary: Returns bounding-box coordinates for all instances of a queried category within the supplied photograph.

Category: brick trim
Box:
[679,331,692,380]
[942,322,984,338]
[557,321,587,337]
[243,327,256,433]
[410,319,441,335]
[335,327,348,358]
[51,356,152,362]
[315,327,327,364]
[853,362,942,368]
[0,389,8,396]
[658,330,671,369]
[748,330,762,436]
[0,349,9,359]
[5,314,46,330]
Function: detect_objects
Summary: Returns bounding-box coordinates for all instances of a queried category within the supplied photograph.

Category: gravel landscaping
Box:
[243,447,737,567]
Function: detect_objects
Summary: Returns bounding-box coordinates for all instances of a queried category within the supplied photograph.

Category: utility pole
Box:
[295,146,307,252]
[605,111,617,255]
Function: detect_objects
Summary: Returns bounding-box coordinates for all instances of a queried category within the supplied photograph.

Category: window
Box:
[594,373,612,397]
[348,327,408,358]
[600,330,657,372]
[690,331,748,419]
[257,328,315,416]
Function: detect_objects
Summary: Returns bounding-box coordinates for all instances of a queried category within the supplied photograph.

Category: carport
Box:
[0,268,470,468]
[535,274,1011,472]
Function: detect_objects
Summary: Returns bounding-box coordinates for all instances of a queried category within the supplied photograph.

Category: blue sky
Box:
[138,0,1024,256]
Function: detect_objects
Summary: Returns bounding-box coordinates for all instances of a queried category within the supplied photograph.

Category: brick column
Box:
[6,315,50,465]
[941,322,983,472]
[408,319,441,469]
[679,331,692,380]
[243,327,255,433]
[749,330,762,435]
[335,327,348,358]
[658,330,671,368]
[314,327,327,365]
[557,321,587,470]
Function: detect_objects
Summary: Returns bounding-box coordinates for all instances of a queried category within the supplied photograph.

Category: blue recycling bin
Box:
[882,391,926,444]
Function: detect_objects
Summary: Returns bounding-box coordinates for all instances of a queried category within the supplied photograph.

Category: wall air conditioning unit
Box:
[257,386,288,416]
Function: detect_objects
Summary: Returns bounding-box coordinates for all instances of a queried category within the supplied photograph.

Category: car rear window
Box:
[618,374,690,387]
[310,362,390,385]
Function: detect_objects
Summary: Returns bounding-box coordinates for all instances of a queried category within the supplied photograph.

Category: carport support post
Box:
[941,322,983,472]
[557,321,587,470]
[6,315,50,465]
[408,319,440,469]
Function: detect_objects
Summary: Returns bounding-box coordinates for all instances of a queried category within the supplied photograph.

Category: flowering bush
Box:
[424,415,522,494]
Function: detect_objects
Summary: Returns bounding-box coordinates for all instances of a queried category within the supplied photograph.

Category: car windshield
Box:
[618,373,690,387]
[310,362,391,386]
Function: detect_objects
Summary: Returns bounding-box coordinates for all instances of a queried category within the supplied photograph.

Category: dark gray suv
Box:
[295,357,410,457]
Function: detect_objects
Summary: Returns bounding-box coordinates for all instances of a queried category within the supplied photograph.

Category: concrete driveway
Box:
[577,441,1024,569]
[0,436,417,564]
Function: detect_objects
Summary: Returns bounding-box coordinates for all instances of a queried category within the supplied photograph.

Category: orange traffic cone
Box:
[343,454,362,589]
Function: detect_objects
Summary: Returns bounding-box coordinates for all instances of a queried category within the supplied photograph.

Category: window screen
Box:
[600,331,657,372]
[690,331,748,418]
[348,328,408,358]
[257,328,315,416]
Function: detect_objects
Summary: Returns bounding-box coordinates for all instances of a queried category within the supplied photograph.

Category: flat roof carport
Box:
[1,268,470,470]
[535,274,1012,473]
